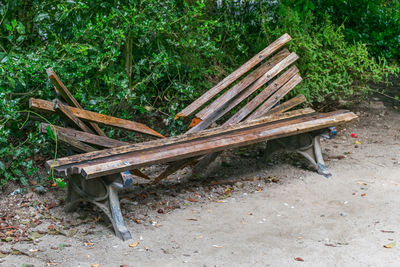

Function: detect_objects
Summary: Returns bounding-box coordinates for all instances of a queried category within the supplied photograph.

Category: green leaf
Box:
[16,22,25,34]
[20,177,28,186]
[35,13,49,22]
[46,126,55,141]
[0,161,4,170]
[11,19,17,27]
[56,178,67,188]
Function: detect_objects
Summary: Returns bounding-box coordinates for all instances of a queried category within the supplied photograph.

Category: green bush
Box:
[268,7,399,102]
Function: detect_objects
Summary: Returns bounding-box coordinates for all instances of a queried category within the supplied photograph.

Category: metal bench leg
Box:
[295,135,331,178]
[266,132,332,178]
[65,175,132,240]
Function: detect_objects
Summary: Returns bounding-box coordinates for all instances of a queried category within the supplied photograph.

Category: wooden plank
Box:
[175,33,292,119]
[47,69,148,181]
[53,99,95,134]
[49,109,348,170]
[30,98,164,138]
[176,67,300,176]
[263,94,306,116]
[195,52,299,121]
[40,123,129,148]
[189,49,290,127]
[47,110,357,176]
[72,111,357,179]
[247,74,303,120]
[221,65,299,126]
[57,132,98,153]
[47,68,106,137]
[41,123,150,179]
[224,66,298,125]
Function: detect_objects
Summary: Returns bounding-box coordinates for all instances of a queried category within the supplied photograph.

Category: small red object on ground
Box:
[351,133,358,138]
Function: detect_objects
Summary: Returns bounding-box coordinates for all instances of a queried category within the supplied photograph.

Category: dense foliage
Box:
[0,0,399,187]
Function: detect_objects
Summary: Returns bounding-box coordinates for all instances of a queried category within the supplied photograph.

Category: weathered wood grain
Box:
[53,99,95,134]
[247,74,303,120]
[192,107,316,171]
[263,94,306,116]
[41,123,150,179]
[40,123,129,148]
[57,132,98,153]
[47,111,357,177]
[74,111,357,179]
[175,33,292,119]
[189,49,290,127]
[195,52,299,121]
[224,65,299,125]
[30,98,164,138]
[47,68,106,137]
[157,52,298,180]
[48,107,334,170]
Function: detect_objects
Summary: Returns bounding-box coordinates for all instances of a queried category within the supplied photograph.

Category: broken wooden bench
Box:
[31,33,358,240]
[46,110,356,240]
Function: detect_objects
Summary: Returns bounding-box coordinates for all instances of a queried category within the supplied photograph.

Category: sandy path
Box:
[2,99,400,267]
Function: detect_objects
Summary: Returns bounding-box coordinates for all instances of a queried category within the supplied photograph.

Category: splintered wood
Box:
[48,110,357,179]
[30,98,164,138]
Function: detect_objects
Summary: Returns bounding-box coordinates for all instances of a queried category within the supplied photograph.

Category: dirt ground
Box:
[1,97,400,267]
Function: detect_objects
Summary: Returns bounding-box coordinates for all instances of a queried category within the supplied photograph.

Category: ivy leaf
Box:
[0,160,5,171]
[16,22,25,34]
[35,13,49,22]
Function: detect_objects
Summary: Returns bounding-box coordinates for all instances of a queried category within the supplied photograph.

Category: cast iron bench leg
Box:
[65,175,132,240]
[265,131,332,178]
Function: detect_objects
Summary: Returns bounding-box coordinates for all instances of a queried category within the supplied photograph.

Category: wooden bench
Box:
[31,33,357,240]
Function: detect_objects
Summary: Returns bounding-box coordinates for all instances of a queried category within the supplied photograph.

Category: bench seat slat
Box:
[49,111,356,178]
[77,111,356,179]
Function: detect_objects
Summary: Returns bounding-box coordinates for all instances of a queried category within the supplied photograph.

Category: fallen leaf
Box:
[294,257,304,262]
[187,198,199,203]
[384,241,396,248]
[355,141,361,145]
[47,262,57,266]
[68,228,78,237]
[29,231,43,240]
[212,245,223,248]
[361,193,366,197]
[381,230,395,233]
[47,202,57,209]
[0,252,6,258]
[129,242,139,248]
[187,218,198,221]
[91,264,100,267]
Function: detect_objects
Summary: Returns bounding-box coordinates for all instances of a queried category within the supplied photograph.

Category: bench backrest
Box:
[175,33,303,134]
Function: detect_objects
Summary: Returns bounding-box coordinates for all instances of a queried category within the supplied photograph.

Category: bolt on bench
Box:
[30,33,357,240]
